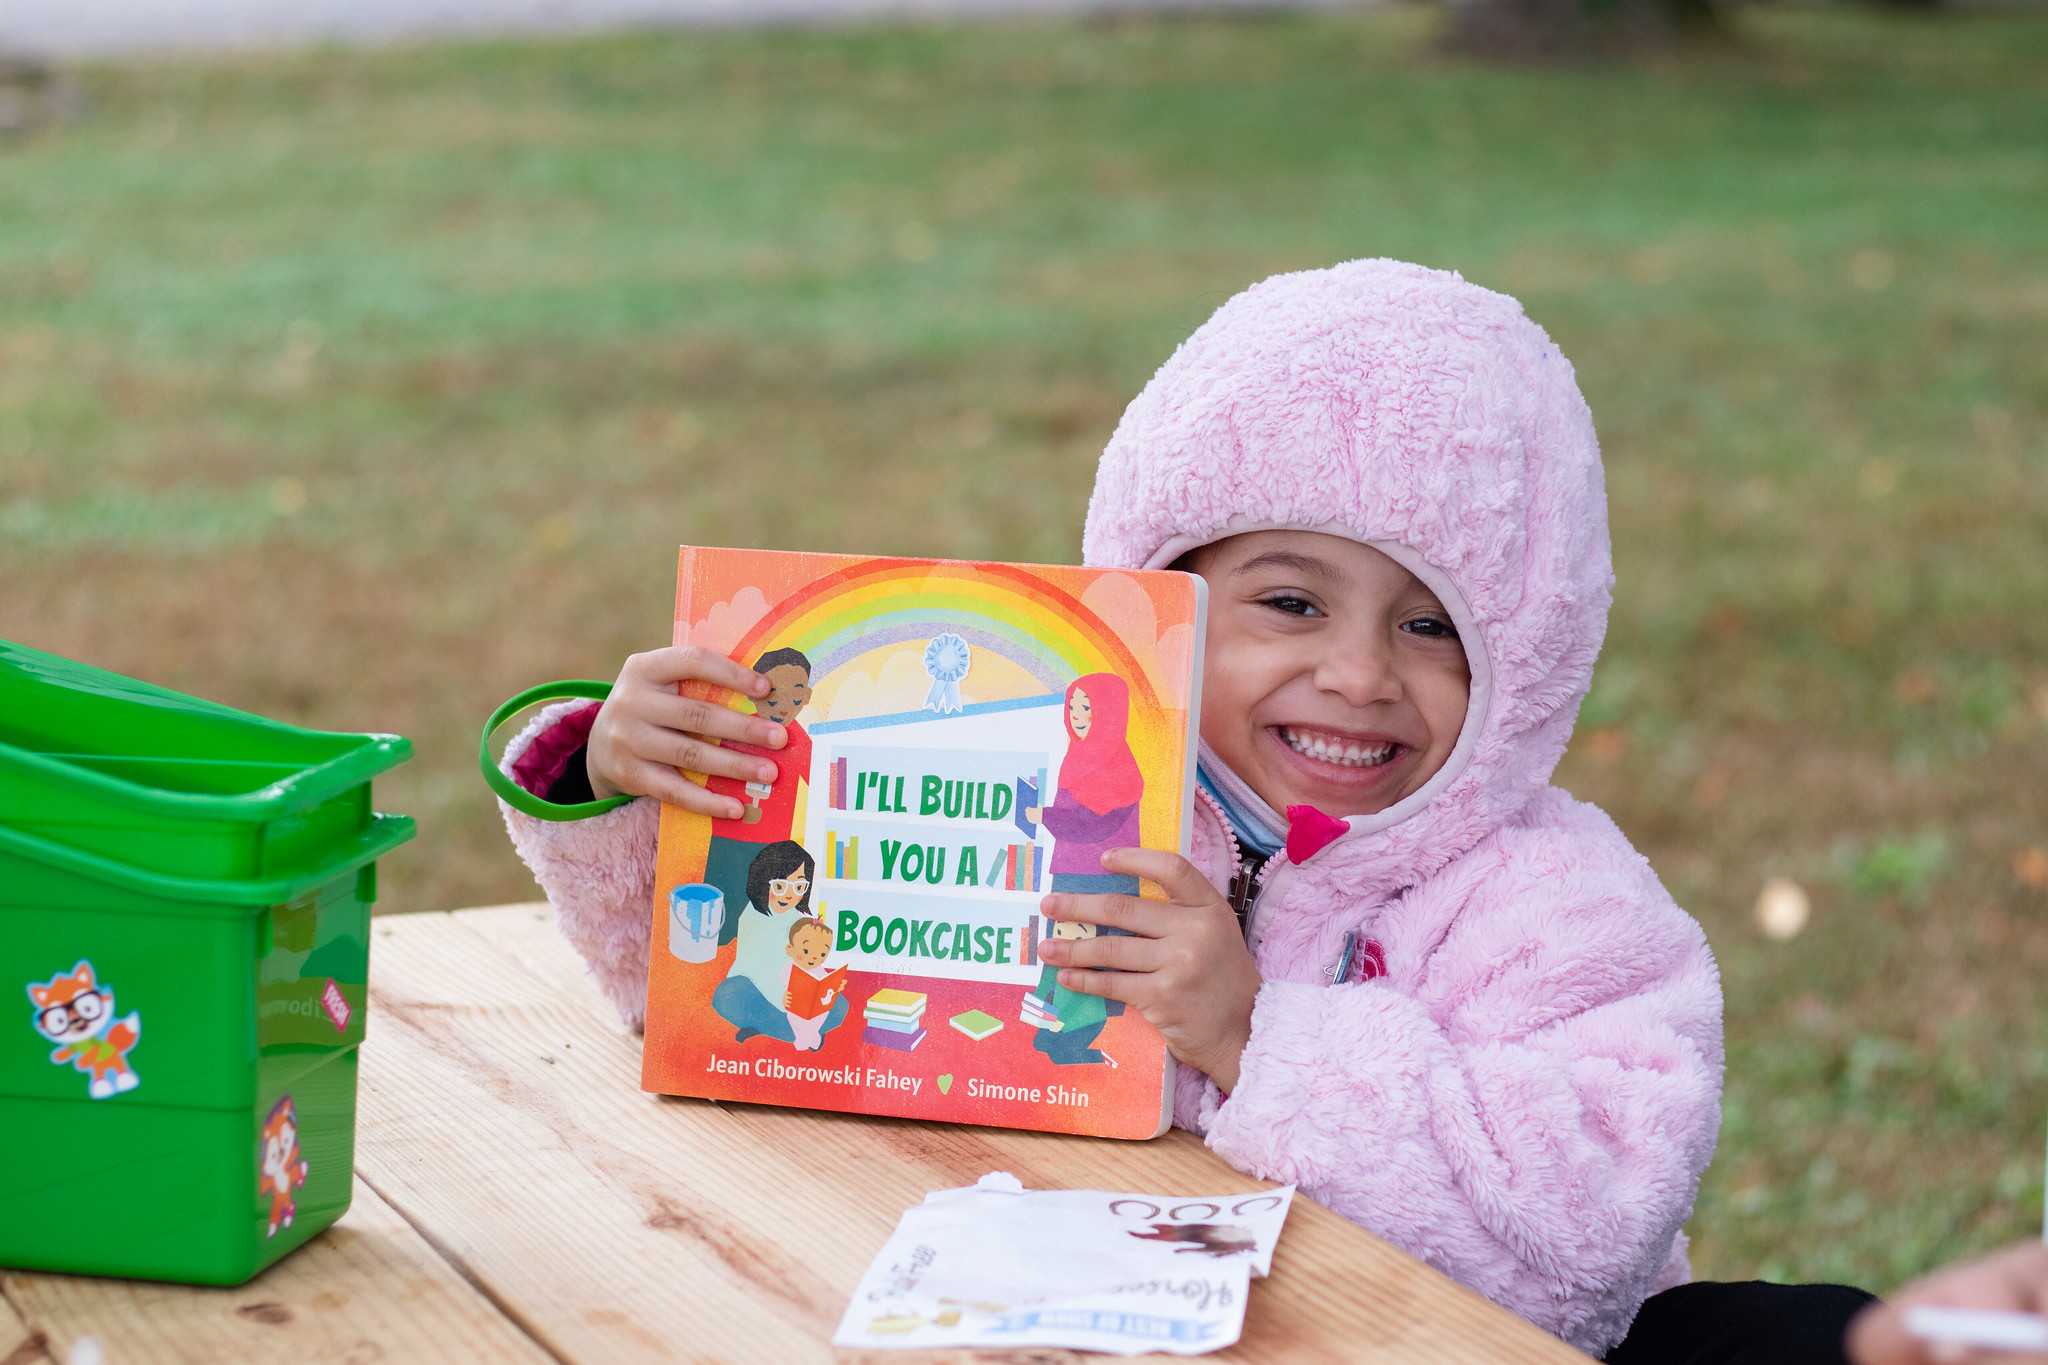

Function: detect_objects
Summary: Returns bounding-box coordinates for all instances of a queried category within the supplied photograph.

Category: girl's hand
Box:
[585,647,786,819]
[1036,848,1261,1092]
[1848,1241,2048,1365]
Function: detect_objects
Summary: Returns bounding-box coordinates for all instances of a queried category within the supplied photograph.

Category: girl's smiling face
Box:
[1189,531,1471,820]
[1068,687,1093,739]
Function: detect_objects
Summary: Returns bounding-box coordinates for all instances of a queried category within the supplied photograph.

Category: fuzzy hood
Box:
[1083,258,1612,902]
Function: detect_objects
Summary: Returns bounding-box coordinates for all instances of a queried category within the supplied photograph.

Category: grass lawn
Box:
[2,1,2045,1292]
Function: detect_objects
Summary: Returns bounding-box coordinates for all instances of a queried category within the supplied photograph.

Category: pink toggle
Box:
[1285,805,1349,865]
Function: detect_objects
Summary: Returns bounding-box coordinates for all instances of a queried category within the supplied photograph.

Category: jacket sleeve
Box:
[1200,840,1722,1356]
[496,700,660,1030]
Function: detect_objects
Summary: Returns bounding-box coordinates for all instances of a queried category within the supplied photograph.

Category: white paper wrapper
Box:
[833,1172,1296,1355]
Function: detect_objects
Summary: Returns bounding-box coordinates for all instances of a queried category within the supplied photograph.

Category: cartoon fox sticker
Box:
[27,960,141,1099]
[259,1095,310,1238]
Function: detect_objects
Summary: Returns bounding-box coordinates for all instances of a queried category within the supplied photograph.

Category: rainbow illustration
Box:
[710,557,1163,710]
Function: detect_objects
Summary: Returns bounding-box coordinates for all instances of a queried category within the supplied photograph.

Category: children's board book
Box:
[642,547,1207,1140]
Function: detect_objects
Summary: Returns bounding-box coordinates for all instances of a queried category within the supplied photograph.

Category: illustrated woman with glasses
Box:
[711,841,850,1046]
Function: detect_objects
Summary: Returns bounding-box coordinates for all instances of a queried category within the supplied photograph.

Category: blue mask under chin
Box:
[1195,741,1287,859]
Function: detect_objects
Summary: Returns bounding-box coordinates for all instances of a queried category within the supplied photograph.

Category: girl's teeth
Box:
[1281,728,1392,768]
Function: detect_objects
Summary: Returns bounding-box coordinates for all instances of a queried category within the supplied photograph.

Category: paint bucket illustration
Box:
[669,883,725,963]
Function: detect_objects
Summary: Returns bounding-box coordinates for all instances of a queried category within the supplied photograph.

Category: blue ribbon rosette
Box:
[922,633,972,714]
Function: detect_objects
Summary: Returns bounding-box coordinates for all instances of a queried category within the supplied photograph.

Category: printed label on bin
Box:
[259,1094,310,1238]
[25,959,142,1100]
[319,979,351,1033]
[260,976,364,1049]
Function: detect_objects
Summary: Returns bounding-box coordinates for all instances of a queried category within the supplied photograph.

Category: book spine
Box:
[848,836,857,881]
[1025,915,1038,965]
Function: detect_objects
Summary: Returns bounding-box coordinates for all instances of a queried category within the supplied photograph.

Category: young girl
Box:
[500,260,1823,1359]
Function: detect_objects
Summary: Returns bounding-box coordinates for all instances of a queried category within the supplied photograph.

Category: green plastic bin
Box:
[0,640,413,1285]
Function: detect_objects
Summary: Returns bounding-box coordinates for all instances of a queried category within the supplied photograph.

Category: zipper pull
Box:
[1227,866,1255,938]
[1327,931,1357,986]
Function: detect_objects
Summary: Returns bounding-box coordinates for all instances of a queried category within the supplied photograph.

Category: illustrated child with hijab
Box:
[711,841,851,1045]
[1023,672,1142,1065]
[1026,673,1144,897]
[700,648,814,948]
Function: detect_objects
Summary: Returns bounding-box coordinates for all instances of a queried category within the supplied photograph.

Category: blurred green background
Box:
[1,2,2044,1291]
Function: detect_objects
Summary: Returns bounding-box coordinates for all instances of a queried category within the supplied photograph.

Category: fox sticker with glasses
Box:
[640,547,1207,1139]
[26,960,142,1100]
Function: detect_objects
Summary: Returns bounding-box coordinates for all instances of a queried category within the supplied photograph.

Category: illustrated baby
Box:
[782,917,842,1052]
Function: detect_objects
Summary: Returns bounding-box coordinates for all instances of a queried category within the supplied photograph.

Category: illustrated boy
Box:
[702,647,814,946]
[781,917,842,1052]
[1027,918,1123,1067]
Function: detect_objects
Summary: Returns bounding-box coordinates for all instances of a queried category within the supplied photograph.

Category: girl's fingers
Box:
[629,761,746,819]
[1040,891,1167,937]
[1099,847,1219,905]
[641,690,787,749]
[630,645,769,699]
[630,720,776,785]
[1054,934,1160,974]
[1052,967,1139,1005]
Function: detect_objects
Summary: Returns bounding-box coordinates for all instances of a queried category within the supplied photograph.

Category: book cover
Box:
[784,964,847,1021]
[641,547,1207,1140]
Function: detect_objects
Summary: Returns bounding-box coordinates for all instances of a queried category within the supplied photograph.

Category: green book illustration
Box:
[949,1009,1005,1041]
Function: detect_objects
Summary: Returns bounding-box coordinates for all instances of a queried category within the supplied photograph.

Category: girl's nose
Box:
[1312,625,1403,708]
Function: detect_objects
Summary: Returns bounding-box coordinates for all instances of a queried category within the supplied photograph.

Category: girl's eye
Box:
[1402,616,1459,640]
[1258,595,1322,618]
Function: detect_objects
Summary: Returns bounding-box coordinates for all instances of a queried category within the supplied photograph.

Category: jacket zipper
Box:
[1195,786,1260,938]
[1198,786,1346,980]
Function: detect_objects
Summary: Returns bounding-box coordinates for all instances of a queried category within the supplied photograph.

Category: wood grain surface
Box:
[0,1175,554,1365]
[351,904,1590,1365]
[1,1291,52,1365]
[0,904,1593,1364]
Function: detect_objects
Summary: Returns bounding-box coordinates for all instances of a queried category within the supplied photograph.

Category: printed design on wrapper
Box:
[1356,939,1387,982]
[1129,1222,1258,1257]
[26,960,141,1099]
[259,1095,310,1238]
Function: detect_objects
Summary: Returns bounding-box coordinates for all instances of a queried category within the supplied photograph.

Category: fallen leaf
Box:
[2014,847,2048,891]
[1755,878,1811,940]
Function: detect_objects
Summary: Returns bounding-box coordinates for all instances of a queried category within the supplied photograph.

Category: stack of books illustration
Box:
[863,989,928,1052]
[1020,991,1059,1032]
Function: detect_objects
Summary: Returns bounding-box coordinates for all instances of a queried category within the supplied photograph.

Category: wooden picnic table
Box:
[1,903,1591,1365]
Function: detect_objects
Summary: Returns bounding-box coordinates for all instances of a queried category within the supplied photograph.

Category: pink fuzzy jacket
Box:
[498,259,1722,1358]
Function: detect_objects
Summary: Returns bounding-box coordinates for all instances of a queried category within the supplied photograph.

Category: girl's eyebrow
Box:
[1230,550,1340,580]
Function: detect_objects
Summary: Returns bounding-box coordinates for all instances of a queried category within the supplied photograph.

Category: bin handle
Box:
[479,681,635,822]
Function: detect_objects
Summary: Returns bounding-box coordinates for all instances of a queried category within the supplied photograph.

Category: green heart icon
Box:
[937,1074,954,1095]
